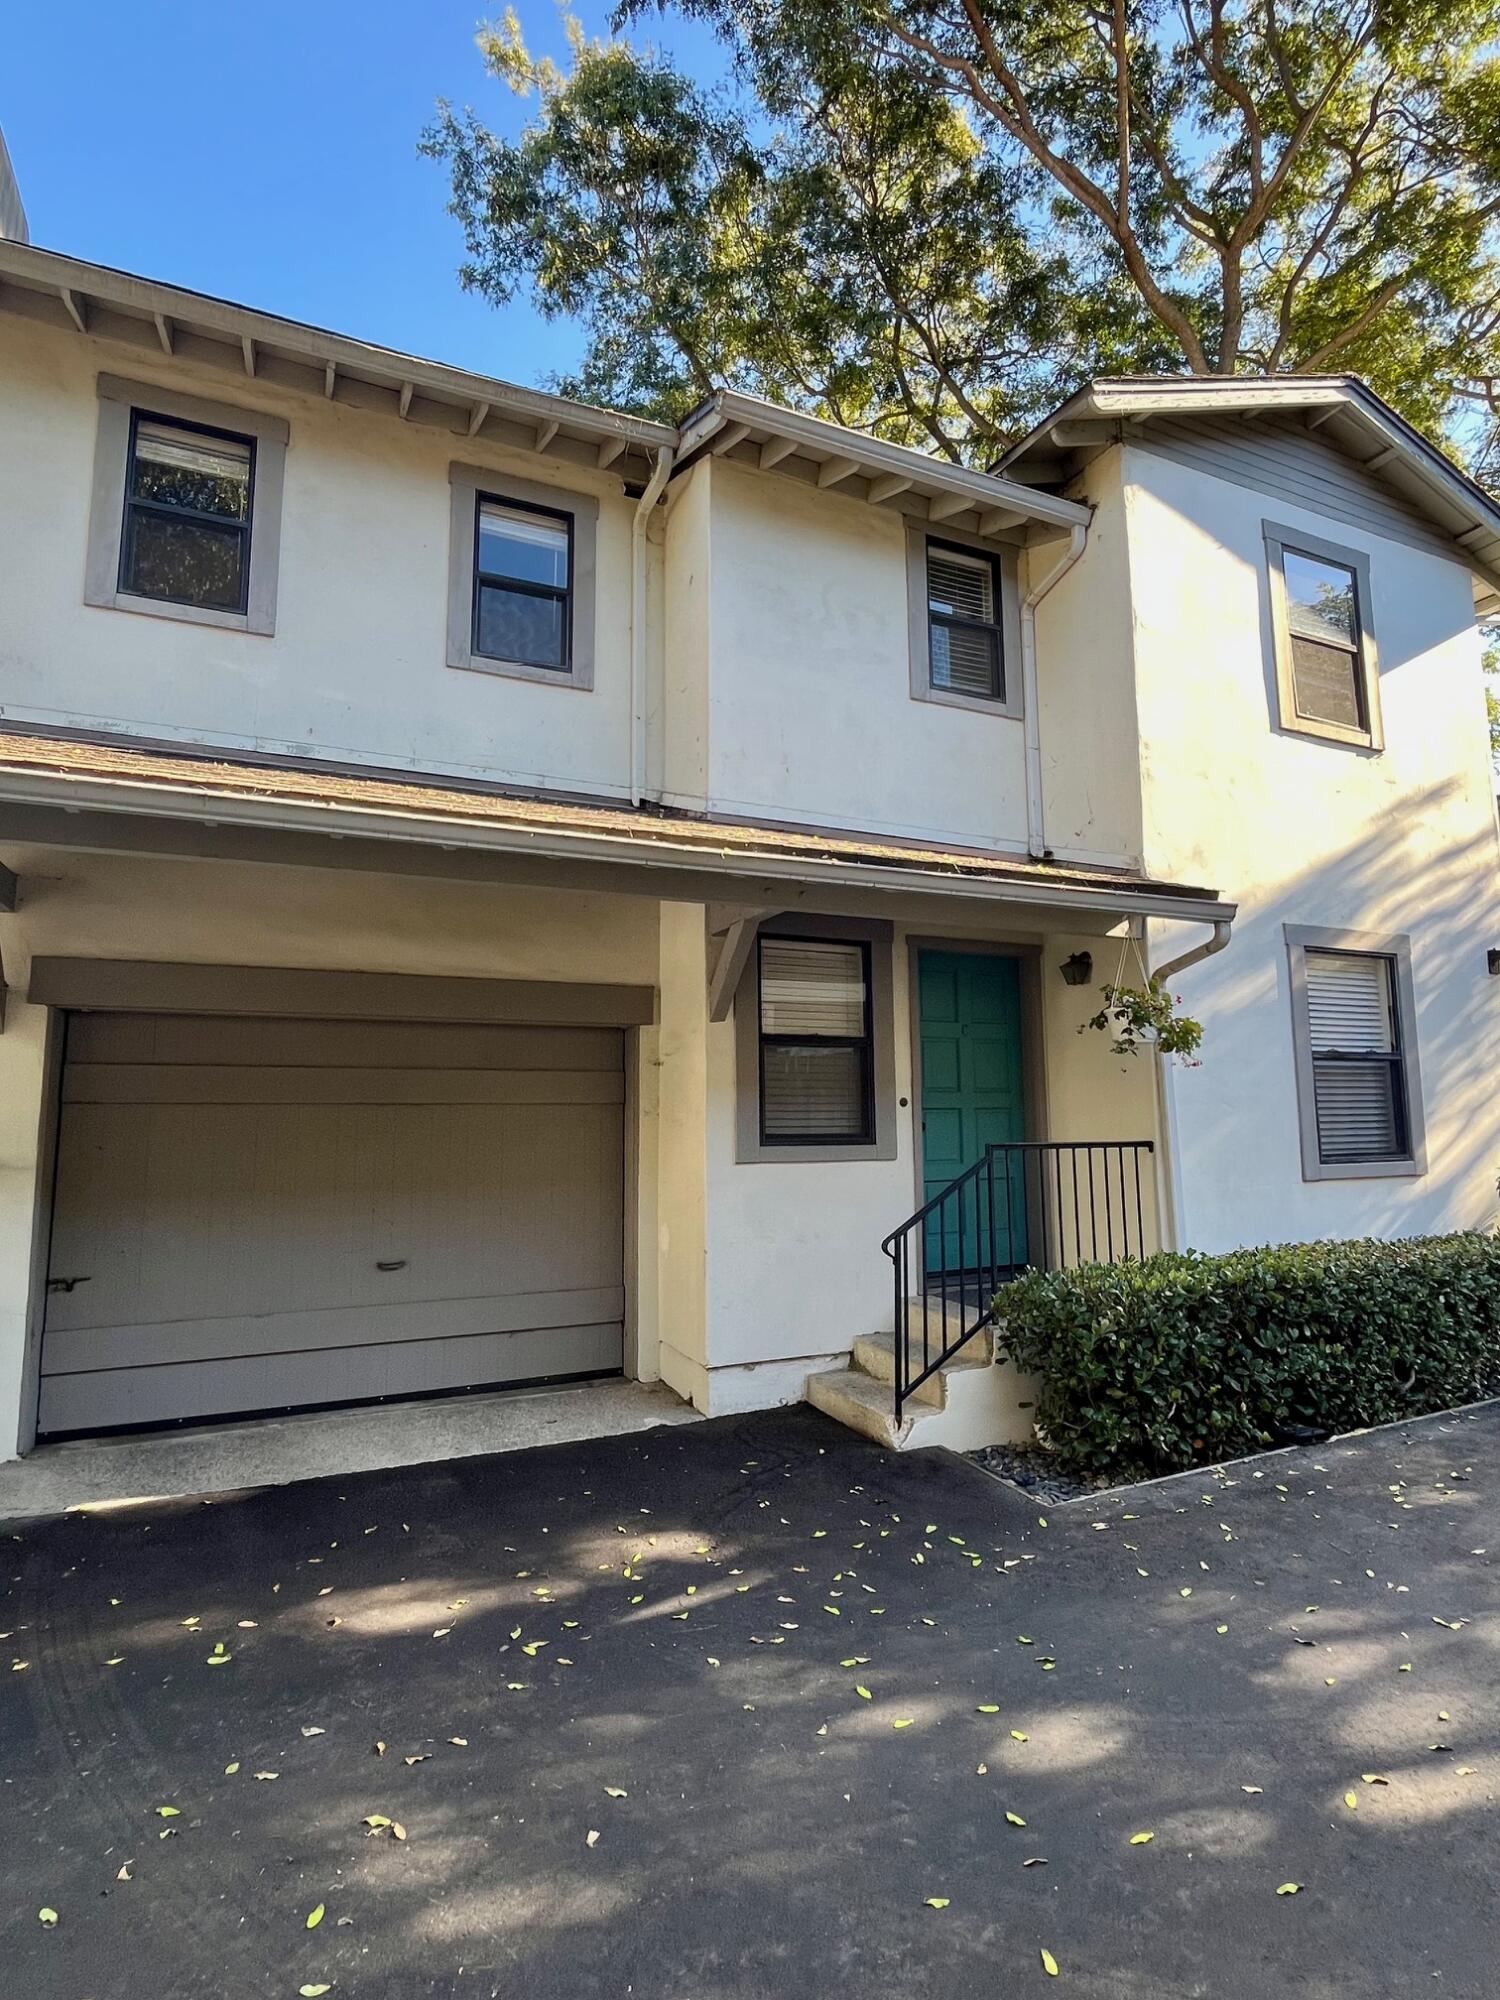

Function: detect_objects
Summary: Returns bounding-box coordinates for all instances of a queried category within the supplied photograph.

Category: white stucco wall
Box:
[1121,445,1500,1249]
[0,317,640,799]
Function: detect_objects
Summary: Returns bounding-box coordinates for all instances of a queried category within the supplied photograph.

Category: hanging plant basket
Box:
[1079,935,1204,1064]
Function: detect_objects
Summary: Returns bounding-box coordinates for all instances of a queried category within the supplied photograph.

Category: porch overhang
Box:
[0,729,1235,934]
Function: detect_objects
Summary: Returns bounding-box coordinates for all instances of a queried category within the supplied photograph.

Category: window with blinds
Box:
[1303,948,1408,1163]
[927,541,1004,701]
[1282,547,1364,731]
[758,936,874,1144]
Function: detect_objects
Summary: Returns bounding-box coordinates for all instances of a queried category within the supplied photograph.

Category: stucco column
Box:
[0,997,52,1460]
[654,903,710,1409]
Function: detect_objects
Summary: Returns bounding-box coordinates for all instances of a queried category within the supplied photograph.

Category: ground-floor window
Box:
[1285,924,1425,1180]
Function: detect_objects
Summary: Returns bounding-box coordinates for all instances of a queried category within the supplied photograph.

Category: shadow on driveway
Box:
[2,1401,1497,1997]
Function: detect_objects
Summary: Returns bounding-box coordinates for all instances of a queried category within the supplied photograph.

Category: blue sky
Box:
[4,1,721,391]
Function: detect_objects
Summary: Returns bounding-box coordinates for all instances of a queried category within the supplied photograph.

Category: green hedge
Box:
[994,1233,1500,1482]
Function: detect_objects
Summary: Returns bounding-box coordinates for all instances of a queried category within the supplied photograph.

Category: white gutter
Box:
[630,447,674,806]
[1019,526,1088,859]
[0,767,1236,928]
[1148,916,1234,1251]
[1154,917,1233,985]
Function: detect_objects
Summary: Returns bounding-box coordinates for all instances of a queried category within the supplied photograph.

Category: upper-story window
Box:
[121,415,254,615]
[927,541,1004,701]
[448,465,599,690]
[85,375,289,636]
[1264,523,1382,750]
[906,525,1022,719]
[475,497,572,671]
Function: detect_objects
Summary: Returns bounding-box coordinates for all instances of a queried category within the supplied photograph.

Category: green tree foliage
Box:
[426,1,1500,466]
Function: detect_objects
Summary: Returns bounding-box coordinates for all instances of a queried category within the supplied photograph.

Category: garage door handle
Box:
[48,1275,92,1293]
[376,1259,408,1272]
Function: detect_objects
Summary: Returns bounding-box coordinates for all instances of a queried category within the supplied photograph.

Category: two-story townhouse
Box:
[0,235,1495,1470]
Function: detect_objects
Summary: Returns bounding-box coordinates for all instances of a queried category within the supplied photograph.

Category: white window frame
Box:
[447,464,598,690]
[1285,923,1425,1181]
[906,521,1023,719]
[84,375,289,636]
[1264,521,1383,751]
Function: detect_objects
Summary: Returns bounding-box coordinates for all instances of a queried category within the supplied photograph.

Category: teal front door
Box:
[918,950,1027,1275]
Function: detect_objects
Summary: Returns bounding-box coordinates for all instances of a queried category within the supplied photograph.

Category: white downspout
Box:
[1019,524,1087,859]
[1148,917,1234,1250]
[630,446,675,808]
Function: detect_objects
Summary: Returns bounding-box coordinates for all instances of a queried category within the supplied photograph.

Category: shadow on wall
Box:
[1169,770,1500,1246]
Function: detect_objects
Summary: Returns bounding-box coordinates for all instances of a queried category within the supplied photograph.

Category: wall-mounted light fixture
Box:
[1060,951,1093,987]
[1489,948,1500,976]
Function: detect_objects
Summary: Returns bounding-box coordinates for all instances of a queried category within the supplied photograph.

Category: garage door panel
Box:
[38,1320,624,1435]
[49,1099,624,1328]
[41,1013,627,1433]
[63,1066,626,1107]
[41,1285,626,1374]
[67,1014,625,1072]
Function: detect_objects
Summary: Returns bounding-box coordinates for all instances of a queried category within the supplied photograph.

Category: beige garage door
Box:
[38,1012,625,1435]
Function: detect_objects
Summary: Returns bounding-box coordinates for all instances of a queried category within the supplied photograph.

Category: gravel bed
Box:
[967,1439,1098,1504]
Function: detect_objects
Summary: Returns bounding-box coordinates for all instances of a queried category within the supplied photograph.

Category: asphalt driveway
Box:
[4,1400,1498,1999]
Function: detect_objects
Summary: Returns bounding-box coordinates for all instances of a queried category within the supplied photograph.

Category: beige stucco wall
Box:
[674,912,1162,1417]
[1121,444,1500,1249]
[665,456,1038,852]
[0,849,665,1457]
[0,317,643,799]
[1030,449,1147,868]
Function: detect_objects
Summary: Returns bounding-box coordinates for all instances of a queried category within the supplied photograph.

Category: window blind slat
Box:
[1291,635,1361,729]
[1305,950,1394,1052]
[762,1045,865,1137]
[1312,1060,1401,1160]
[927,548,994,622]
[930,622,1000,698]
[760,941,867,1037]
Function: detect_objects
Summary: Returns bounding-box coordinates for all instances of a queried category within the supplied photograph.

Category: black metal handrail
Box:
[880,1139,1156,1423]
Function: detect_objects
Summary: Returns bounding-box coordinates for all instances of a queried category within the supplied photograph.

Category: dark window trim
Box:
[924,536,1005,705]
[84,374,288,637]
[1264,521,1383,751]
[1305,947,1410,1164]
[905,521,1023,720]
[471,489,575,673]
[731,914,897,1164]
[1284,922,1425,1181]
[446,463,598,691]
[119,407,257,618]
[755,933,876,1148]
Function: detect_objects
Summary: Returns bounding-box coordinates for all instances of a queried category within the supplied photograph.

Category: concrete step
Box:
[852,1328,992,1408]
[805,1367,929,1450]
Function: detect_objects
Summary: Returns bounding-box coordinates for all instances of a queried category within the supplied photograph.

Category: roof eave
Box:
[678,388,1090,537]
[999,376,1500,603]
[0,239,676,462]
[0,762,1233,928]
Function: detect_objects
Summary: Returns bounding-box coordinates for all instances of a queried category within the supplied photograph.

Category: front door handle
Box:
[375,1259,408,1273]
[47,1276,92,1294]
